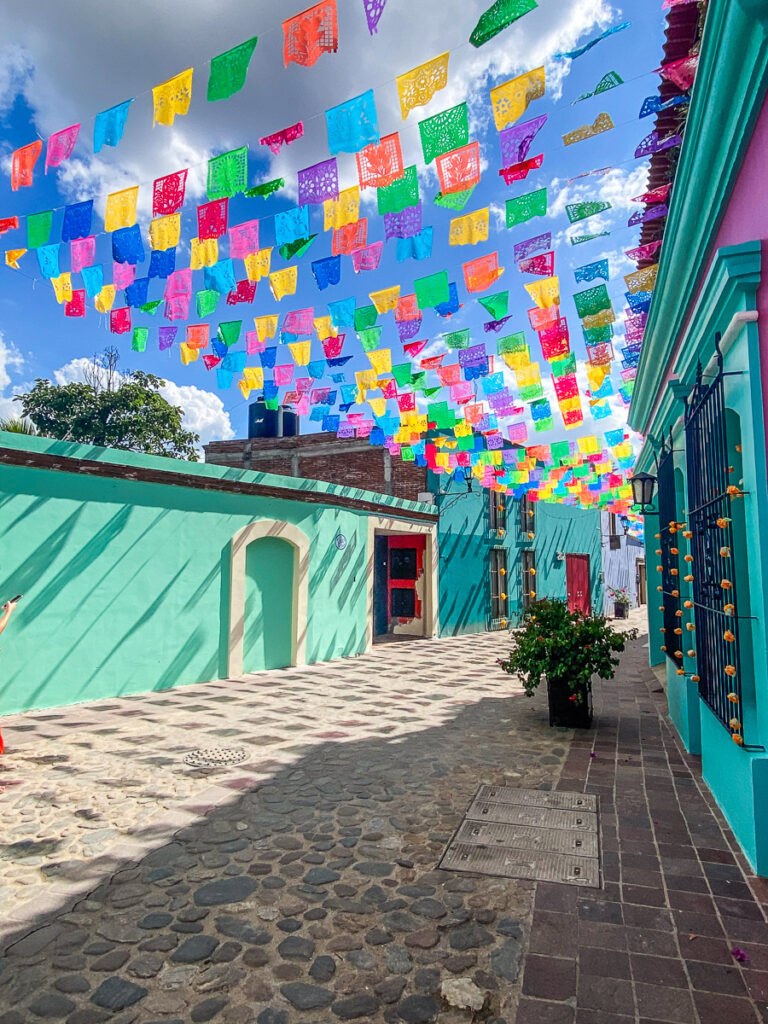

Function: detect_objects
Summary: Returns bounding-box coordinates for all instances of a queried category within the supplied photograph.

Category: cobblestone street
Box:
[3,616,768,1023]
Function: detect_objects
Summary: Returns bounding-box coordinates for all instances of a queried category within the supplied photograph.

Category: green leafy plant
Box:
[608,587,631,608]
[0,417,37,435]
[498,599,636,704]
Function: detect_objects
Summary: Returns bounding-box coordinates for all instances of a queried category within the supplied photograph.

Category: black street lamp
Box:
[631,471,657,514]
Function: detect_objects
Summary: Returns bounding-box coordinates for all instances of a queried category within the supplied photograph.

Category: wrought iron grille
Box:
[685,353,743,736]
[656,443,680,665]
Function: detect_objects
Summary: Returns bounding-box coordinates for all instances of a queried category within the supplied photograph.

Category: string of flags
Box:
[0,0,700,513]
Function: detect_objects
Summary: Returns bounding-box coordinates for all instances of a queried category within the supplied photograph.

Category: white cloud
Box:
[0,332,25,420]
[53,354,234,448]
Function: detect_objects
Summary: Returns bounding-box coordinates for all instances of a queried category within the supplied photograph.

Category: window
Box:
[489,489,507,532]
[490,548,508,621]
[520,494,536,535]
[608,512,621,550]
[522,550,536,611]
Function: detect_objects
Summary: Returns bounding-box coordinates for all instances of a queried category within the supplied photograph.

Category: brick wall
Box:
[204,433,429,501]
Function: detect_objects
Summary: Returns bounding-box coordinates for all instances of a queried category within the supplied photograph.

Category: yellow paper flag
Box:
[367,348,392,375]
[368,397,387,417]
[245,247,272,282]
[525,276,560,309]
[288,340,311,366]
[577,435,600,455]
[190,237,218,269]
[5,248,26,269]
[94,284,116,313]
[625,263,659,294]
[149,214,181,251]
[51,272,72,304]
[490,67,545,130]
[515,362,541,388]
[243,366,264,390]
[396,52,450,119]
[582,308,615,330]
[314,315,337,339]
[502,350,531,370]
[104,186,139,232]
[269,266,297,301]
[369,285,400,314]
[449,208,489,246]
[153,68,193,127]
[180,341,199,365]
[253,314,278,340]
[563,112,614,147]
[323,187,359,230]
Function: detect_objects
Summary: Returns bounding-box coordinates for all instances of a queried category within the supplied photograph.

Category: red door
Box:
[387,535,426,626]
[566,554,591,615]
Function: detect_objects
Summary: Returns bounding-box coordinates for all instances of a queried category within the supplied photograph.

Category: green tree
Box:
[14,348,199,460]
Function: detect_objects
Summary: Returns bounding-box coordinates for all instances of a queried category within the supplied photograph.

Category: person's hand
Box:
[3,601,16,615]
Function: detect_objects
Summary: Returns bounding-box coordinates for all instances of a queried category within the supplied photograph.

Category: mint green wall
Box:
[244,538,294,672]
[0,432,433,714]
[526,503,603,614]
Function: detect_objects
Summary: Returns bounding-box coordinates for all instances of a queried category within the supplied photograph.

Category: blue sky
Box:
[0,0,666,449]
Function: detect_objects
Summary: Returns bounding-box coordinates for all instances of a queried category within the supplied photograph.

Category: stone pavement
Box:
[0,629,562,1023]
[2,614,768,1023]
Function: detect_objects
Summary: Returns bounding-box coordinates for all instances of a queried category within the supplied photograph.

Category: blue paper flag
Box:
[260,347,278,369]
[307,360,326,379]
[125,276,150,307]
[221,350,247,373]
[203,259,236,294]
[94,99,133,153]
[112,224,144,265]
[81,264,104,297]
[274,206,310,247]
[396,226,433,262]
[148,247,176,279]
[263,382,279,402]
[435,281,460,317]
[575,259,609,284]
[554,21,630,60]
[37,243,60,279]
[61,200,93,243]
[312,255,342,290]
[217,369,234,389]
[326,89,380,155]
[328,296,356,328]
[323,414,341,432]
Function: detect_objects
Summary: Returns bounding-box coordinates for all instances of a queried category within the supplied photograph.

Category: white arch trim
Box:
[366,516,439,649]
[228,519,310,678]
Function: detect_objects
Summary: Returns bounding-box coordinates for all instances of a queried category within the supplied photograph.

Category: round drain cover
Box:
[183,747,248,768]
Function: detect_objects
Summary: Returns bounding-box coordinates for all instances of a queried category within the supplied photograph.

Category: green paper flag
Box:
[27,210,52,249]
[392,363,414,388]
[551,353,577,377]
[218,320,242,347]
[419,103,469,164]
[470,0,538,47]
[279,235,317,261]
[358,326,382,351]
[520,382,544,401]
[377,166,419,215]
[245,177,285,199]
[574,285,611,319]
[140,300,162,315]
[571,232,610,245]
[551,441,571,461]
[583,324,613,344]
[354,305,378,331]
[444,329,471,349]
[479,290,509,320]
[415,271,450,310]
[132,327,148,352]
[506,187,547,228]
[566,200,611,224]
[196,290,220,317]
[411,371,427,391]
[207,146,248,200]
[434,186,476,211]
[208,37,258,102]
[498,332,527,355]
[401,447,415,461]
[422,386,443,398]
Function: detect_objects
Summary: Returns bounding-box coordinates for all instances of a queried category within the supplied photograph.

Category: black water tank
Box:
[248,401,300,439]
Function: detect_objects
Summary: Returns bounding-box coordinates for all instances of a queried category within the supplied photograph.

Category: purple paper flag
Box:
[514,232,552,263]
[363,0,388,34]
[499,114,547,166]
[298,158,339,206]
[159,326,178,350]
[628,203,668,227]
[635,130,682,159]
[384,203,422,240]
[484,315,514,334]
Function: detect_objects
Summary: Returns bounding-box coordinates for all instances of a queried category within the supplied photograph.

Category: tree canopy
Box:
[14,349,199,461]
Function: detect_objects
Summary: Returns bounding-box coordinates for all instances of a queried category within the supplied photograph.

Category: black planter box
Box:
[614,603,628,619]
[547,676,593,729]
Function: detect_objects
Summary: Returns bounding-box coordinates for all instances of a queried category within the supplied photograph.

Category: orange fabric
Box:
[356,134,404,189]
[283,1,338,67]
[12,141,43,190]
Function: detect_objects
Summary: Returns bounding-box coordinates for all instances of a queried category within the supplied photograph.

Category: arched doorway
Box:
[243,537,294,672]
[228,520,309,677]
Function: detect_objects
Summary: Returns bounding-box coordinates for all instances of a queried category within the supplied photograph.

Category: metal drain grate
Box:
[183,747,248,768]
[439,786,601,888]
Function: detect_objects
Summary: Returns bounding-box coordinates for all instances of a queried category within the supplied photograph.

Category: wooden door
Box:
[637,561,647,605]
[566,554,591,615]
[387,535,426,631]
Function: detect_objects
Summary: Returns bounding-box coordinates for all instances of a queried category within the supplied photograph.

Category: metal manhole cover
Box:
[439,786,601,888]
[183,747,248,768]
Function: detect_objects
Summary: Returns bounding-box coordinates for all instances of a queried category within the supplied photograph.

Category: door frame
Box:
[367,517,439,648]
[566,553,591,615]
[228,519,310,677]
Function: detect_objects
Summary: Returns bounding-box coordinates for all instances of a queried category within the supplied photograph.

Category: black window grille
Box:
[489,490,507,533]
[490,548,508,621]
[522,549,536,611]
[685,352,745,738]
[520,494,535,535]
[657,443,681,665]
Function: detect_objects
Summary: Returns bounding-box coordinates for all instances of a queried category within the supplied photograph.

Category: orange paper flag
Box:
[12,141,43,190]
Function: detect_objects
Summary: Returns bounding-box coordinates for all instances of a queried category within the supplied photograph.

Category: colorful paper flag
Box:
[208,37,258,101]
[396,52,450,119]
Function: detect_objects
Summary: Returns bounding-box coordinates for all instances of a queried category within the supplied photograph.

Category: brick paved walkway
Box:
[517,636,768,1024]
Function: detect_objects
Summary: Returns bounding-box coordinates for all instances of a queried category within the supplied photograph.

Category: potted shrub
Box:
[608,587,631,619]
[498,599,636,728]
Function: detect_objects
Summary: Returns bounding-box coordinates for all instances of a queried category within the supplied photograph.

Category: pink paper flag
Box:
[259,122,304,155]
[45,124,80,172]
[71,236,96,274]
[229,219,259,259]
[246,330,266,354]
[113,261,135,289]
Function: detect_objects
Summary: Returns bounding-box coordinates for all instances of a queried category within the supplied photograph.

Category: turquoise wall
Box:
[0,432,432,714]
[433,471,603,635]
[243,538,294,672]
